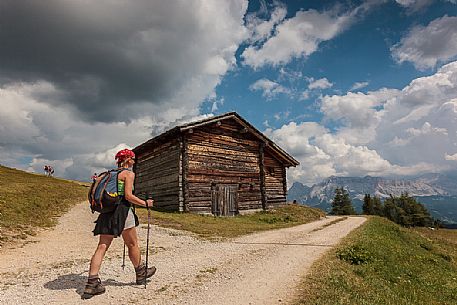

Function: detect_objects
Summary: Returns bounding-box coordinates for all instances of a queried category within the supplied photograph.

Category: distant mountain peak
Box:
[287,174,457,223]
[288,174,455,205]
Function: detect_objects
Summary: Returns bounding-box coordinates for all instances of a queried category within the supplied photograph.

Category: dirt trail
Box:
[0,202,365,305]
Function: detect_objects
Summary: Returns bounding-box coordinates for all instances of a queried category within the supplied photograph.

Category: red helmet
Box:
[115,149,135,162]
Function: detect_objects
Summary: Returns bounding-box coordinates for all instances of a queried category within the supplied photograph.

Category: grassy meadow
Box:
[0,164,324,243]
[295,216,457,305]
[136,203,325,239]
[0,165,88,244]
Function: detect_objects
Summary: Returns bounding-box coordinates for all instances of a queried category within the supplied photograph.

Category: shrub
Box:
[337,245,373,265]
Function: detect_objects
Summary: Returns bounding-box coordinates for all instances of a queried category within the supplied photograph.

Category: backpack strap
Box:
[116,167,132,173]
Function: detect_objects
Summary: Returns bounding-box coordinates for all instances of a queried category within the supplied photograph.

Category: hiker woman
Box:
[83,148,156,299]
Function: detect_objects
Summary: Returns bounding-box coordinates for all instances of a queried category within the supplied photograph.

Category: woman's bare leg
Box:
[89,234,114,276]
[121,227,141,268]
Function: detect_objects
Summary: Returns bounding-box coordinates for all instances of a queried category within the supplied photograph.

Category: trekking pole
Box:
[121,243,126,270]
[145,192,152,289]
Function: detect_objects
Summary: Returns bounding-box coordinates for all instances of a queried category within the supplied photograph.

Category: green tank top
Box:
[117,169,133,196]
[118,180,126,196]
[118,179,134,212]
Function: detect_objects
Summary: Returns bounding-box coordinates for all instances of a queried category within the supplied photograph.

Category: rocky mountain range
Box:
[288,173,457,225]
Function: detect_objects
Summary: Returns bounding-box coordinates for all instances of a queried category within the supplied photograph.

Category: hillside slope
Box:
[294,216,457,304]
[0,165,88,244]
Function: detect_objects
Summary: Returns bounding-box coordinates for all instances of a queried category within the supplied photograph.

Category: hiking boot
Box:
[81,277,105,299]
[135,262,156,285]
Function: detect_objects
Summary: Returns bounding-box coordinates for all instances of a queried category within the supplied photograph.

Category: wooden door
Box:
[211,184,238,216]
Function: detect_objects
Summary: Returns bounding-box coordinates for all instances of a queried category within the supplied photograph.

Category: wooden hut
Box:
[133,112,299,216]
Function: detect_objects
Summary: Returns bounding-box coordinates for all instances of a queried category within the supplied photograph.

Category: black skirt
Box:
[92,200,139,237]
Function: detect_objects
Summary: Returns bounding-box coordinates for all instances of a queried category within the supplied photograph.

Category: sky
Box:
[1,0,457,185]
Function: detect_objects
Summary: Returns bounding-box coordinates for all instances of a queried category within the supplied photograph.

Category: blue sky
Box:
[208,0,456,129]
[1,0,457,184]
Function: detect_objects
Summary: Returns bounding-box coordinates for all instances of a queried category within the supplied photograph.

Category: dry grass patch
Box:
[0,165,88,245]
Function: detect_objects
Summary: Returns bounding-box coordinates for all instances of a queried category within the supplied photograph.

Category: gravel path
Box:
[0,202,366,305]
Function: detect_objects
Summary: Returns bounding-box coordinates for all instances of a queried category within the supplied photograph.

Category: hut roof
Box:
[133,112,299,167]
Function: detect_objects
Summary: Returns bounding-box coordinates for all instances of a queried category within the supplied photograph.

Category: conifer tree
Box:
[331,187,355,215]
[383,195,400,223]
[331,187,343,215]
[362,194,374,215]
[341,188,356,215]
[383,193,433,227]
[372,195,384,216]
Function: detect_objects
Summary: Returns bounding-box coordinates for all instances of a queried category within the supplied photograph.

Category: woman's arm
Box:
[124,171,154,208]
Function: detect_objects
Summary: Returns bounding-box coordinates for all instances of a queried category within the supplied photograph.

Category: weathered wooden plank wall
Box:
[264,150,287,207]
[135,138,180,211]
[134,117,291,214]
[185,119,262,213]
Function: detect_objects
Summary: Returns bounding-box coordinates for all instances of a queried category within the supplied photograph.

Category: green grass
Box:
[0,165,88,244]
[136,204,325,239]
[294,216,457,305]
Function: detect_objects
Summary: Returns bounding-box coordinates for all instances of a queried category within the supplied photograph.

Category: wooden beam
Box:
[259,142,266,210]
[183,135,189,212]
[179,135,185,212]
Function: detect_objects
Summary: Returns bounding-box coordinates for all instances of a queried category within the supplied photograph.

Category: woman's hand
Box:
[145,199,154,208]
[123,171,154,208]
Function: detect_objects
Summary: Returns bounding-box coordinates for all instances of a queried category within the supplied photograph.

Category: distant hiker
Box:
[91,173,97,182]
[44,165,54,177]
[83,148,156,299]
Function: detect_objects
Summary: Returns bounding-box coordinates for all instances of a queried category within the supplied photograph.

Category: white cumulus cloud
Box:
[264,122,335,184]
[269,60,457,185]
[349,81,369,91]
[249,78,291,99]
[391,15,457,70]
[321,88,399,130]
[264,121,395,185]
[241,1,382,69]
[395,0,432,12]
[445,153,457,161]
[0,82,209,181]
[407,122,448,137]
[308,78,333,90]
[245,2,287,43]
[242,8,353,68]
